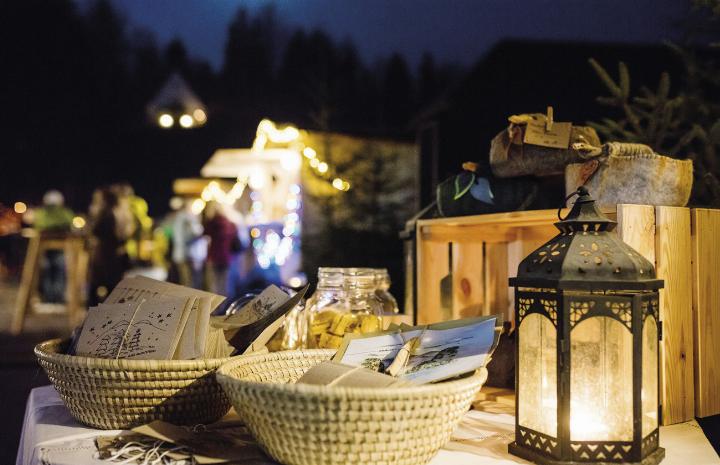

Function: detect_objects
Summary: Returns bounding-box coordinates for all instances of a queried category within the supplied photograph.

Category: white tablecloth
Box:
[16,386,719,465]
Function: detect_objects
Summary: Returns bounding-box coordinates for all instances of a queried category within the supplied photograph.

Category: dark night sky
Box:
[102,0,688,69]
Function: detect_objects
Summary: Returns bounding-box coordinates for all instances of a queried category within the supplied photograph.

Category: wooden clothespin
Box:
[545,106,554,132]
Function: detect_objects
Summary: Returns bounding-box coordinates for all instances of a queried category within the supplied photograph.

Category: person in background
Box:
[203,201,239,295]
[113,183,153,265]
[87,187,133,305]
[35,190,74,303]
[171,199,203,288]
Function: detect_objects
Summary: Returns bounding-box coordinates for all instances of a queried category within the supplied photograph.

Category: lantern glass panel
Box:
[642,316,659,437]
[570,316,633,441]
[519,312,557,437]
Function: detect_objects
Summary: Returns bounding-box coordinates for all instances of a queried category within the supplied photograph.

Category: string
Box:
[98,439,190,465]
[115,299,146,360]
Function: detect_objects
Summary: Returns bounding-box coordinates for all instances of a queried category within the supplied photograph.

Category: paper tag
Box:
[523,120,572,149]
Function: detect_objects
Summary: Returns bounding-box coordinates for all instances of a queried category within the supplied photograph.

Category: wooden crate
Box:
[414,205,720,425]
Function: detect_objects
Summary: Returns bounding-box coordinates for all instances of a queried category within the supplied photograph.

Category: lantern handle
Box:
[557,186,588,221]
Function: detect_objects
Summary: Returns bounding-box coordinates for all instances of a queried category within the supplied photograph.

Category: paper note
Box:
[217,285,290,328]
[523,120,572,149]
[297,361,413,388]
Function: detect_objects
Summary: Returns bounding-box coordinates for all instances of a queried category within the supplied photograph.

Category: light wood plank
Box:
[484,243,510,323]
[655,206,694,425]
[617,204,656,264]
[691,208,720,418]
[421,224,517,244]
[416,237,450,325]
[417,207,616,229]
[452,242,484,318]
[11,234,41,335]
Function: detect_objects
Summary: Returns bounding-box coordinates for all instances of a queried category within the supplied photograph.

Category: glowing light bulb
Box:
[72,216,86,228]
[158,113,174,128]
[303,147,316,159]
[309,158,319,168]
[318,162,328,173]
[332,178,344,190]
[193,108,207,123]
[179,114,193,128]
[250,227,261,238]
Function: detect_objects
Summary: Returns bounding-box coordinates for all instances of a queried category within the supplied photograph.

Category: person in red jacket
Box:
[202,201,239,295]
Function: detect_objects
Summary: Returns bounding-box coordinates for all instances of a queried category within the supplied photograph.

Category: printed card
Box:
[75,295,190,360]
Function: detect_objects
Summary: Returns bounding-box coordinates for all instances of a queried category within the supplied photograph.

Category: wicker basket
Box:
[216,349,488,465]
[35,339,232,429]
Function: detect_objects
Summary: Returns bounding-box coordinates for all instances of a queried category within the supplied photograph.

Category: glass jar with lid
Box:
[344,268,384,334]
[306,268,384,349]
[306,267,348,348]
[374,268,399,314]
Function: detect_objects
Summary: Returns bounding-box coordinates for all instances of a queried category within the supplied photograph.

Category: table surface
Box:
[17,386,720,465]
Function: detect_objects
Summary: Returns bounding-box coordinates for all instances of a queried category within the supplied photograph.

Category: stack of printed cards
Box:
[74,277,231,360]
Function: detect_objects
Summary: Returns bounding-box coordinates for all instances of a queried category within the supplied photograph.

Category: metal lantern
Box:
[508,187,664,465]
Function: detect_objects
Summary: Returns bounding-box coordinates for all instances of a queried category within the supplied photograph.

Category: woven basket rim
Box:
[216,348,487,398]
[35,338,233,371]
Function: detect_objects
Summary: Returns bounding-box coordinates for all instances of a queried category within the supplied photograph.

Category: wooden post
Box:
[11,232,41,334]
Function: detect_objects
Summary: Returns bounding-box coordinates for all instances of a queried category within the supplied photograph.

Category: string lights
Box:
[252,119,351,191]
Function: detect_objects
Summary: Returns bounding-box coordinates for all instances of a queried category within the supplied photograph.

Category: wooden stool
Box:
[11,229,88,335]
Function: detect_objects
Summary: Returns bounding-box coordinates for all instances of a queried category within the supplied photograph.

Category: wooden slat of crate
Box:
[451,242,485,318]
[655,206,695,425]
[416,239,449,325]
[691,209,720,418]
[484,243,509,322]
[616,204,656,264]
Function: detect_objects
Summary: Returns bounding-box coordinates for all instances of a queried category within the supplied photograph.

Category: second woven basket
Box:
[216,349,487,465]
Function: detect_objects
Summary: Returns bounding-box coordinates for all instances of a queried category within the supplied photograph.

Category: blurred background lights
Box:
[14,201,27,214]
[158,113,174,128]
[193,108,207,123]
[309,158,319,168]
[302,147,316,159]
[317,162,328,173]
[179,114,193,128]
[250,227,261,238]
[190,198,205,215]
[72,216,86,228]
